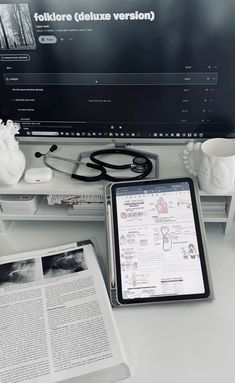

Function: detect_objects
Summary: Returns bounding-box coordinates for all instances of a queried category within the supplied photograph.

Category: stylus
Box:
[106,202,116,288]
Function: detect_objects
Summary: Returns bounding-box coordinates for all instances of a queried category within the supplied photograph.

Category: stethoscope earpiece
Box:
[35,145,58,158]
[35,152,42,158]
[50,145,58,152]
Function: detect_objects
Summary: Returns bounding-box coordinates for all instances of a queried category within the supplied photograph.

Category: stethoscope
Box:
[35,145,153,182]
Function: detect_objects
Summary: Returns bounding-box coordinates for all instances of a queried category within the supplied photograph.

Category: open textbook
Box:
[0,240,130,383]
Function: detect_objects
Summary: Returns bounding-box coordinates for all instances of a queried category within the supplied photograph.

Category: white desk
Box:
[0,144,235,383]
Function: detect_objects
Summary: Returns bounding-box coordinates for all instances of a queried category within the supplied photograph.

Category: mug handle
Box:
[182,141,202,176]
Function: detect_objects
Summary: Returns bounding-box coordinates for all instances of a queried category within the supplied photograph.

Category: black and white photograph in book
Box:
[0,3,36,50]
[0,259,40,285]
[42,248,88,278]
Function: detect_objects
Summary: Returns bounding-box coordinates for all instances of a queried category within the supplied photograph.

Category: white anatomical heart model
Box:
[0,119,26,186]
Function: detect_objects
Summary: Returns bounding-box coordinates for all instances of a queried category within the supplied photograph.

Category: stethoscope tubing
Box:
[90,148,137,169]
[37,147,153,182]
[43,153,106,180]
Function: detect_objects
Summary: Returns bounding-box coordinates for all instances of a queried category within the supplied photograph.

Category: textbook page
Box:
[0,240,130,383]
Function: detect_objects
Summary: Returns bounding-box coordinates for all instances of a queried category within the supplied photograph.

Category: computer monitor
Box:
[0,0,235,142]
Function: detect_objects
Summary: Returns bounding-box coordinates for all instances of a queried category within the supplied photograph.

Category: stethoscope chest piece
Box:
[132,156,149,173]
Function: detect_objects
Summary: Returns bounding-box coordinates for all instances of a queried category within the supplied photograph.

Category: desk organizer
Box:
[0,195,41,215]
[0,187,234,235]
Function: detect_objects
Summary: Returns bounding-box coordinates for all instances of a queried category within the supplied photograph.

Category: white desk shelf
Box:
[0,143,234,234]
[1,186,234,235]
[199,193,235,235]
[0,199,105,221]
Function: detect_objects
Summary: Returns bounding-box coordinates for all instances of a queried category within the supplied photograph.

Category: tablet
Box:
[105,177,211,305]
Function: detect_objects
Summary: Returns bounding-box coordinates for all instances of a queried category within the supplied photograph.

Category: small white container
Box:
[0,195,41,214]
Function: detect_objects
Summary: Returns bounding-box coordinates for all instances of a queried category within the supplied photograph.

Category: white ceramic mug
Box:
[183,138,235,194]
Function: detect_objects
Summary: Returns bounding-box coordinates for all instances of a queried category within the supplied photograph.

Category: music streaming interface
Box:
[116,183,205,299]
[0,0,235,138]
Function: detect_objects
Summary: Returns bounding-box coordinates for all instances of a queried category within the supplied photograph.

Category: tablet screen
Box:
[111,178,210,304]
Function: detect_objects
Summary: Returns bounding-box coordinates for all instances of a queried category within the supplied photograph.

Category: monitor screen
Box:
[0,0,235,141]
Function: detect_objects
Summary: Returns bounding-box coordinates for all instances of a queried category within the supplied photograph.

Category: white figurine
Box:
[0,119,26,186]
